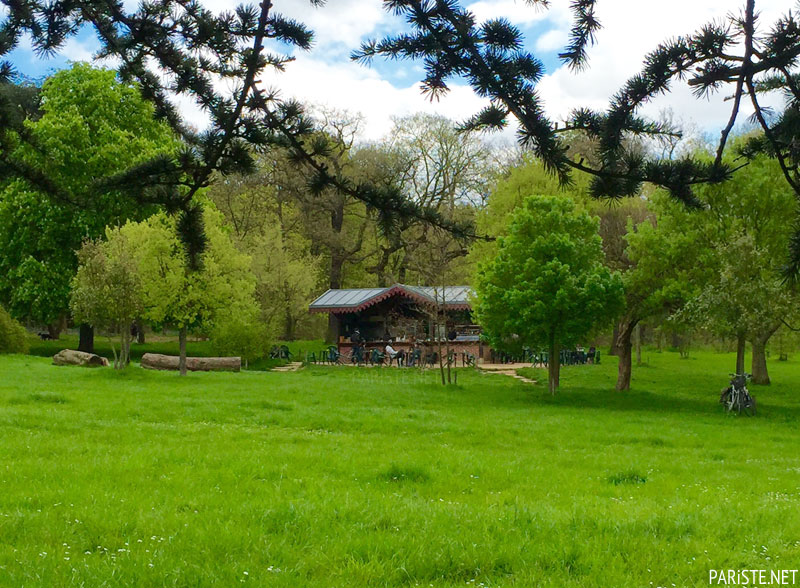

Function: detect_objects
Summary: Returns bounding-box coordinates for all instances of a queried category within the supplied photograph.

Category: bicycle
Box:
[719,373,757,416]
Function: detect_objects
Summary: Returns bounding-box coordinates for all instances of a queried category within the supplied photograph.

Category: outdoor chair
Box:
[370,348,386,365]
[326,345,340,364]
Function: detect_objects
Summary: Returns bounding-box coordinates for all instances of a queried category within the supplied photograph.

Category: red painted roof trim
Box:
[309,285,471,314]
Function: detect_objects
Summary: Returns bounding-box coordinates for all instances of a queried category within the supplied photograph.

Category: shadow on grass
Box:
[527,385,800,423]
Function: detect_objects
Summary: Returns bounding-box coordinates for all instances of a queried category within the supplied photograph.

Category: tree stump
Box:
[141,353,241,372]
[52,349,109,367]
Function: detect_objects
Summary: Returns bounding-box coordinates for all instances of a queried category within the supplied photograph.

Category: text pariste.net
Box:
[709,570,800,585]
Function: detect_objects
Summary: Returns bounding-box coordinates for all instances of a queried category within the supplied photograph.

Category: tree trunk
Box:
[326,314,340,345]
[283,304,295,341]
[446,331,451,385]
[117,330,131,369]
[47,317,65,340]
[438,315,445,386]
[615,319,638,391]
[398,263,407,283]
[548,334,560,394]
[608,323,620,356]
[372,246,395,287]
[326,252,345,344]
[735,332,746,375]
[671,332,682,349]
[123,329,131,367]
[179,326,188,377]
[78,323,94,353]
[135,319,145,344]
[751,339,770,385]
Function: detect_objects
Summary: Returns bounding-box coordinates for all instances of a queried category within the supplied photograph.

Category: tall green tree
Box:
[119,206,258,376]
[615,196,705,390]
[0,64,177,345]
[475,195,624,394]
[70,233,144,369]
[667,150,799,383]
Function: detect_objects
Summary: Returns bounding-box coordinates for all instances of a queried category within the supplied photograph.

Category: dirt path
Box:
[478,363,538,385]
[271,362,303,373]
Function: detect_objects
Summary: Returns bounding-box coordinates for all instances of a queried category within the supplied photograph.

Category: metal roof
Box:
[309,284,473,314]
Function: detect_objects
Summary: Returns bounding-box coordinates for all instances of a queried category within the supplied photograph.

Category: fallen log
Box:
[53,349,109,367]
[141,353,241,372]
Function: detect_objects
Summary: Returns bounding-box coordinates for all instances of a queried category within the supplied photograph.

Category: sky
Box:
[3,0,795,142]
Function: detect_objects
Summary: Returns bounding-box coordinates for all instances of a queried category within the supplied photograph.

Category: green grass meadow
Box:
[1,350,799,586]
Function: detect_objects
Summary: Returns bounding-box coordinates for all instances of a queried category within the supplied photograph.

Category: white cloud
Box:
[258,54,490,140]
[6,0,794,142]
[61,38,96,63]
[535,28,568,52]
[467,0,568,26]
[204,0,388,55]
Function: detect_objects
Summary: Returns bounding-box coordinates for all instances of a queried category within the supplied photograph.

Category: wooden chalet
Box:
[308,284,487,361]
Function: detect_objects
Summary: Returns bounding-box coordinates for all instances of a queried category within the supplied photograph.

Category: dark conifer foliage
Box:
[0,0,472,268]
[354,0,800,229]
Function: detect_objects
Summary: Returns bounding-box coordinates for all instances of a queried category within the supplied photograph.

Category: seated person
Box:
[385,342,399,365]
[407,345,418,367]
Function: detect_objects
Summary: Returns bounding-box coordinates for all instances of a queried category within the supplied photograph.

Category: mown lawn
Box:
[0,351,799,586]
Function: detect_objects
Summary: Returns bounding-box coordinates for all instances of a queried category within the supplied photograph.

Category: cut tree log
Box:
[141,353,241,372]
[52,349,109,367]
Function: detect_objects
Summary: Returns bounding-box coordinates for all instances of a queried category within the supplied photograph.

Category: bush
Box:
[210,321,269,367]
[0,307,29,354]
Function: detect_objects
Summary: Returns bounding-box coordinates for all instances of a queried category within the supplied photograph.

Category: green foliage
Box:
[118,206,258,335]
[623,193,704,322]
[663,150,798,343]
[469,156,589,268]
[70,232,144,368]
[0,64,177,325]
[0,306,28,354]
[210,321,269,365]
[475,195,624,365]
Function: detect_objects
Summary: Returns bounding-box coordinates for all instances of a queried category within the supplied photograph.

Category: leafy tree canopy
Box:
[0,0,471,265]
[474,194,624,393]
[119,205,258,335]
[0,63,177,325]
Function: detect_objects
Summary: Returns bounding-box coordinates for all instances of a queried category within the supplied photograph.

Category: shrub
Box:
[0,307,29,354]
[210,321,269,367]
